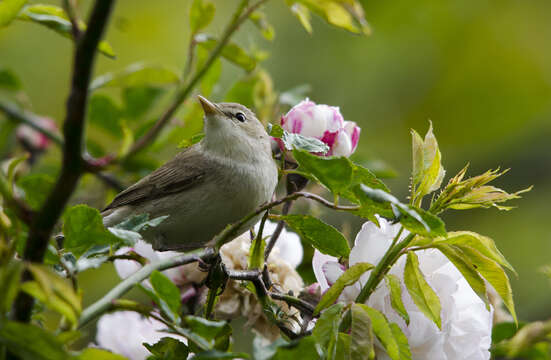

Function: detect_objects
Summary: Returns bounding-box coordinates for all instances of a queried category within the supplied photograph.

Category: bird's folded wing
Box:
[103,146,210,211]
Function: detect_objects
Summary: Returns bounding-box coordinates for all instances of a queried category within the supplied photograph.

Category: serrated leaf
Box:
[150,270,181,320]
[16,174,54,210]
[190,0,215,34]
[356,305,402,360]
[312,303,343,359]
[0,0,26,27]
[385,274,409,325]
[350,304,375,360]
[144,337,189,360]
[17,5,115,58]
[195,34,256,72]
[90,63,179,90]
[281,214,350,258]
[63,205,121,258]
[404,252,442,329]
[449,244,517,323]
[0,321,70,360]
[315,262,373,314]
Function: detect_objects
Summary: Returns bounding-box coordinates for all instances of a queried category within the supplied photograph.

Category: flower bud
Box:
[280,99,361,157]
[16,117,57,152]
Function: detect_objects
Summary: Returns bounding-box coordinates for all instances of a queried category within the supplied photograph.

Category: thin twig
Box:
[12,0,116,324]
[63,0,82,40]
[268,292,315,316]
[264,200,292,261]
[79,249,212,327]
[125,0,269,157]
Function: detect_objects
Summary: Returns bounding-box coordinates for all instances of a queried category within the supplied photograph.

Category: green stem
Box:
[355,230,414,303]
[79,249,212,328]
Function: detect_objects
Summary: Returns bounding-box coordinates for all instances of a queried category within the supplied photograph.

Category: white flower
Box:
[280,99,360,157]
[95,311,186,360]
[312,217,493,360]
[256,220,303,268]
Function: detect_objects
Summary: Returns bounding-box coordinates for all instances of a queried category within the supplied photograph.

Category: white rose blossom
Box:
[95,311,186,360]
[279,99,360,157]
[313,217,493,360]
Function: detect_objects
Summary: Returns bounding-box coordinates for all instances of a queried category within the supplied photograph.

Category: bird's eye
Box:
[235,112,246,122]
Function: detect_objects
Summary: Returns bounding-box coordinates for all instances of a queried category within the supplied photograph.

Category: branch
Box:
[12,0,116,323]
[125,0,269,157]
[79,248,213,328]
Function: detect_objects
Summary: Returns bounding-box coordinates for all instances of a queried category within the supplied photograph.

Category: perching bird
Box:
[102,96,278,251]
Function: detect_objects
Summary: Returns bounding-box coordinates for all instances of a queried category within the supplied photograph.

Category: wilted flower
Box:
[16,116,57,151]
[280,99,360,157]
[313,217,493,360]
[95,311,185,360]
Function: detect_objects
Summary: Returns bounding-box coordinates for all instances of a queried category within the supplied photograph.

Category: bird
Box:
[102,96,278,251]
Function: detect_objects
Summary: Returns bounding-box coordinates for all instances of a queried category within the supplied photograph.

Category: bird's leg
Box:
[204,252,229,319]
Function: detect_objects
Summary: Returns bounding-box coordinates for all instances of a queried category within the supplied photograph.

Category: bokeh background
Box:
[1,0,550,333]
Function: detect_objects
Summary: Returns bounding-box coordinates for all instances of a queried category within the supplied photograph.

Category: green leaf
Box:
[385,274,410,325]
[267,123,284,138]
[248,230,265,270]
[350,304,375,360]
[250,11,275,41]
[17,5,115,58]
[0,261,23,314]
[0,68,22,90]
[271,336,320,359]
[283,132,329,154]
[389,323,412,360]
[404,252,442,329]
[436,231,515,274]
[434,244,488,307]
[178,133,205,148]
[293,149,353,194]
[335,333,351,360]
[315,262,374,314]
[296,0,367,35]
[196,46,222,96]
[144,337,189,360]
[0,0,26,27]
[88,94,123,137]
[411,123,445,203]
[287,2,312,34]
[150,271,181,320]
[0,321,70,360]
[183,316,230,342]
[281,214,350,258]
[21,281,79,325]
[195,34,256,72]
[63,204,121,258]
[190,0,215,34]
[90,63,179,90]
[190,350,249,360]
[448,244,517,323]
[16,173,54,210]
[313,303,344,359]
[355,305,403,360]
[123,86,164,119]
[77,348,128,360]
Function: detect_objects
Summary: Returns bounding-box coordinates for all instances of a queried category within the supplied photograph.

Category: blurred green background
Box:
[1,0,550,325]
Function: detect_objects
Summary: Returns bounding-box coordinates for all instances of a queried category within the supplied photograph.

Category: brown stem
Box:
[12,0,116,324]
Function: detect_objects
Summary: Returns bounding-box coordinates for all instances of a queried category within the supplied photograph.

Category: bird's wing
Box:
[103,146,211,211]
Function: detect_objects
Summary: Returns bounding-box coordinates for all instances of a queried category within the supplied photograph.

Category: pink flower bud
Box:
[280,99,361,157]
[16,117,57,151]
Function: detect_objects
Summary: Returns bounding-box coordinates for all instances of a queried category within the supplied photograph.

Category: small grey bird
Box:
[102,96,278,251]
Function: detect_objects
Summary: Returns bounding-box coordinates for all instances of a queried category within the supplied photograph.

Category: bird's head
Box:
[197,95,271,162]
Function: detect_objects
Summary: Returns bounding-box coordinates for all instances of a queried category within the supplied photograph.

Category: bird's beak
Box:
[198,95,220,116]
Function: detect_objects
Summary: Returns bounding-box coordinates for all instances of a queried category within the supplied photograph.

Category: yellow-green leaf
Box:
[0,0,26,27]
[385,274,409,325]
[190,0,215,34]
[356,305,402,360]
[350,304,375,360]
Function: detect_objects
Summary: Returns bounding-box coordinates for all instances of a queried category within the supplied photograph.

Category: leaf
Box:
[21,281,79,325]
[313,304,343,359]
[410,123,446,203]
[283,132,329,154]
[296,0,367,35]
[248,231,265,270]
[355,305,403,360]
[178,133,205,149]
[0,321,70,360]
[404,252,442,329]
[17,5,115,58]
[144,337,189,360]
[190,0,215,34]
[272,336,320,359]
[63,204,121,258]
[0,0,26,27]
[279,84,311,106]
[0,68,22,90]
[183,316,230,343]
[196,46,222,96]
[90,63,180,90]
[350,304,375,360]
[293,149,353,194]
[190,350,250,360]
[88,94,123,137]
[449,244,517,323]
[335,333,351,360]
[250,11,275,41]
[389,323,412,360]
[122,86,164,119]
[195,34,256,72]
[315,262,374,314]
[77,348,128,360]
[267,123,284,138]
[0,261,23,314]
[385,274,410,325]
[16,174,54,210]
[287,2,312,34]
[150,271,181,320]
[281,214,350,258]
